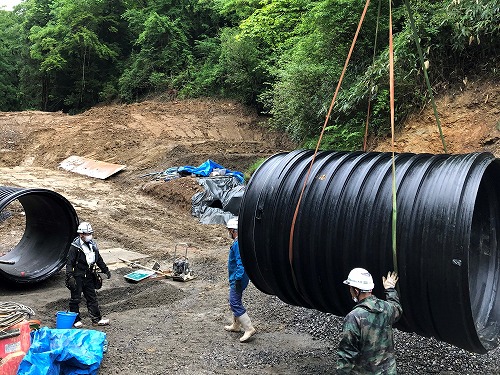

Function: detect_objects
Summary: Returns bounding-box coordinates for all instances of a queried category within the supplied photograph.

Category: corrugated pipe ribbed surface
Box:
[239,150,500,354]
[0,186,78,284]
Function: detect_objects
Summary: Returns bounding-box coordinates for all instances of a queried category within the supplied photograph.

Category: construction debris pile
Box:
[141,159,244,224]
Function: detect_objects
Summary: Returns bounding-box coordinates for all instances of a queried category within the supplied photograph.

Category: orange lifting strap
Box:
[288,0,372,290]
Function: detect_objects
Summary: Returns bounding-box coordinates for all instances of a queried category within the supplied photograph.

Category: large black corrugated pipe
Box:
[239,150,500,354]
[0,186,78,284]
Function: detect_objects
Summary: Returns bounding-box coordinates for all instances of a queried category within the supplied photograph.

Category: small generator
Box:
[172,243,195,282]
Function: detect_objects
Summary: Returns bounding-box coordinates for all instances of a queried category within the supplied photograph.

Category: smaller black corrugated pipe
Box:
[239,150,500,354]
[0,186,78,284]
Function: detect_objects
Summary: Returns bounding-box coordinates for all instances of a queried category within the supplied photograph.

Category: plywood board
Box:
[59,155,126,179]
[100,248,150,270]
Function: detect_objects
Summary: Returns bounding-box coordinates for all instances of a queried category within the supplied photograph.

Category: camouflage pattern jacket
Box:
[336,289,402,374]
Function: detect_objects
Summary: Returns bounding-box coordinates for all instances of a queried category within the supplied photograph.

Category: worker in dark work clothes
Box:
[65,221,111,327]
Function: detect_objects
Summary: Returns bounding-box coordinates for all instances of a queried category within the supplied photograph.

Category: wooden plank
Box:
[59,155,126,179]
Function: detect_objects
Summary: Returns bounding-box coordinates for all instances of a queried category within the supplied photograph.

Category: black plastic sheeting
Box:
[239,150,500,354]
[191,176,244,224]
[0,186,78,284]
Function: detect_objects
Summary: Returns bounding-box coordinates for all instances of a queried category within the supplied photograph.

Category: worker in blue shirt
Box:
[223,217,256,342]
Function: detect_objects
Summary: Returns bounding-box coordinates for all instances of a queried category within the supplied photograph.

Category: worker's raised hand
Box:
[382,271,399,289]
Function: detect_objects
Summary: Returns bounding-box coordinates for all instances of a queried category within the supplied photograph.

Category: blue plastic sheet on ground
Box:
[17,327,106,375]
[178,159,244,183]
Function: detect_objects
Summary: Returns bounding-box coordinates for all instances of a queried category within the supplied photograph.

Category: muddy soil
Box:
[0,84,500,374]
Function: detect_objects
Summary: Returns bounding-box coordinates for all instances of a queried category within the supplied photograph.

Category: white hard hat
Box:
[226,217,238,230]
[77,221,94,234]
[343,268,374,291]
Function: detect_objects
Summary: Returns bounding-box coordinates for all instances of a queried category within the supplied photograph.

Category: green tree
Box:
[0,10,23,110]
[263,0,499,149]
[119,0,225,102]
[1,0,498,130]
[264,0,381,143]
[218,28,266,103]
[209,0,262,24]
[120,10,190,101]
[20,0,127,111]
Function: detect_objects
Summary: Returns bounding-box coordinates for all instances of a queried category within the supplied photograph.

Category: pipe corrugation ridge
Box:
[0,186,78,284]
[239,150,500,354]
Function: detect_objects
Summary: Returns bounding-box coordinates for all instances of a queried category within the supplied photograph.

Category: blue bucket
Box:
[56,311,78,329]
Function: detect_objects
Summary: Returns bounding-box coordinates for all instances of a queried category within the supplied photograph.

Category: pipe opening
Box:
[469,162,500,350]
[0,186,78,284]
[0,200,25,256]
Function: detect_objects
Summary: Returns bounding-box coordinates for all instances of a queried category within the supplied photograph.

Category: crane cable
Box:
[288,0,372,288]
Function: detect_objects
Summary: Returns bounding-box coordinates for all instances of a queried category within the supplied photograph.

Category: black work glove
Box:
[106,270,111,279]
[234,279,243,294]
[66,275,77,291]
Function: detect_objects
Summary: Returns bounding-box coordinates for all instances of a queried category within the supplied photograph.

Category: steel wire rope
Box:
[0,301,35,330]
[288,0,372,296]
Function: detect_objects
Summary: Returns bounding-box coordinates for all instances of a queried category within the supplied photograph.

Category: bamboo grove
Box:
[0,0,498,149]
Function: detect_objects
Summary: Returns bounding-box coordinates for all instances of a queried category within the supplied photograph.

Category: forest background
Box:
[0,0,498,150]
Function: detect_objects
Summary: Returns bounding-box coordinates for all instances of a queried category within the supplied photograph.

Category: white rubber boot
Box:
[93,318,109,326]
[224,316,241,332]
[238,312,255,342]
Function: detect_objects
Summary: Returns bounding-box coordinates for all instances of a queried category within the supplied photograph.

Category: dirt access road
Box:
[1,82,500,374]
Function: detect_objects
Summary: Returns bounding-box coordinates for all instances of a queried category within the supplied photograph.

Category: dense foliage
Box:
[1,0,498,148]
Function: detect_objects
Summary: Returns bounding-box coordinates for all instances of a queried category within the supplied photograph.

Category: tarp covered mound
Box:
[192,176,244,224]
[178,159,244,183]
[18,327,106,375]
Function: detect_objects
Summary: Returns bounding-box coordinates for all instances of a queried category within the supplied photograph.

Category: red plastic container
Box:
[0,351,26,375]
[0,320,39,375]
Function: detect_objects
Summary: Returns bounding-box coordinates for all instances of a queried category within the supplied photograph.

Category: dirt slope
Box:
[0,98,292,174]
[0,98,295,255]
[0,87,500,375]
[374,79,500,156]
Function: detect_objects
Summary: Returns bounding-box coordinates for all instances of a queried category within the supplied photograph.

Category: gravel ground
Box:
[2,244,500,374]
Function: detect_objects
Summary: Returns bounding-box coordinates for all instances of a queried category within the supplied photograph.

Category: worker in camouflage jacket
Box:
[337,268,402,374]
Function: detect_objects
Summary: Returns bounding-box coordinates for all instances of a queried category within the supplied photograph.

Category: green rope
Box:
[391,156,398,273]
[404,0,447,153]
[389,0,398,275]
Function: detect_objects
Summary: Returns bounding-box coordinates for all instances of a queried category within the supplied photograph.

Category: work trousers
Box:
[228,286,246,317]
[69,271,102,323]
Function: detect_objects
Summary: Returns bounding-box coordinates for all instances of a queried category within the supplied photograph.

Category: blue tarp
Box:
[17,327,106,375]
[178,160,244,183]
